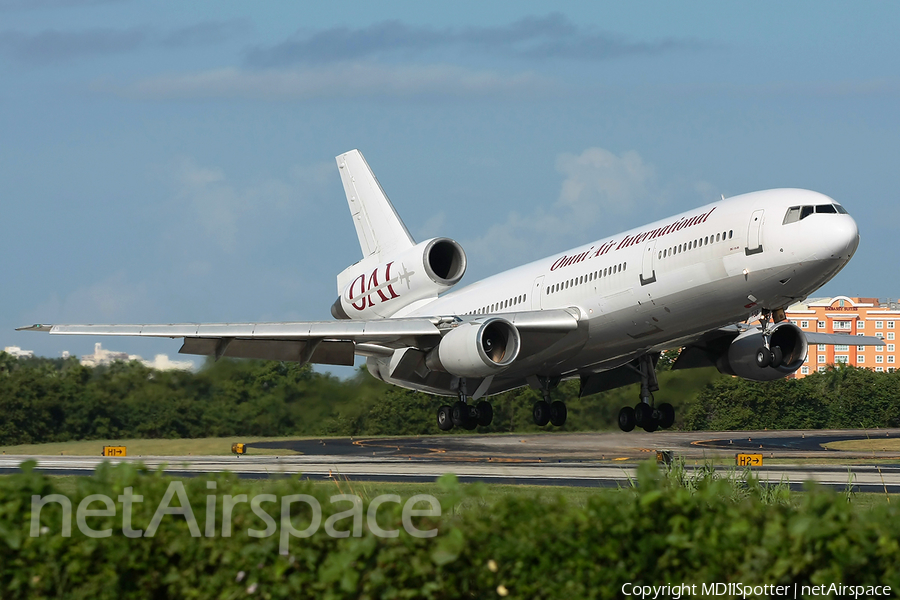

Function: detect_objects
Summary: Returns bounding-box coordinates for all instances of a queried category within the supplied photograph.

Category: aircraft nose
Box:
[821,214,859,260]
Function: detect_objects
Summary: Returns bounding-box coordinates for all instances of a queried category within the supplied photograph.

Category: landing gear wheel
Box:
[755,347,773,368]
[634,403,652,428]
[463,405,478,430]
[657,403,675,429]
[451,401,469,428]
[437,405,454,431]
[533,401,550,426]
[770,346,784,368]
[476,401,493,427]
[618,406,636,432]
[549,401,567,427]
[642,417,659,433]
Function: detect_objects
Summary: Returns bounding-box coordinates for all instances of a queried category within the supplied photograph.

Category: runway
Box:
[3,428,900,492]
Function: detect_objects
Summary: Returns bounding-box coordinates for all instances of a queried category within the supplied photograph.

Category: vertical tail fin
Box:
[336,150,415,260]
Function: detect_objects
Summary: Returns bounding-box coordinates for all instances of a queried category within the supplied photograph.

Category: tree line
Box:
[1,351,899,444]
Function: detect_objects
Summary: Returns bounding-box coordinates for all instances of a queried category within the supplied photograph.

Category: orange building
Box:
[786,296,900,377]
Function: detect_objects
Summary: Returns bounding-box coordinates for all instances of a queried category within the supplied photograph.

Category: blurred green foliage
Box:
[684,364,900,431]
[2,351,899,444]
[2,461,899,598]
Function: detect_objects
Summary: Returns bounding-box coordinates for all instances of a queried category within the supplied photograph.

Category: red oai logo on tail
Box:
[347,262,401,311]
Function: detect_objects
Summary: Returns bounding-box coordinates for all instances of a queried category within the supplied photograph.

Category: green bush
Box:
[3,352,900,442]
[685,366,900,431]
[2,461,899,598]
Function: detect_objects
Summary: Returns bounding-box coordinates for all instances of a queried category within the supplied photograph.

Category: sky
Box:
[3,1,899,373]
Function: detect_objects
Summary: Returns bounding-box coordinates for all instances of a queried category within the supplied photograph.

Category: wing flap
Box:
[179,338,355,365]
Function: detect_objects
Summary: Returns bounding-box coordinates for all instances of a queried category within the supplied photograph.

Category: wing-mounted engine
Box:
[716,321,808,381]
[364,317,522,397]
[425,318,521,378]
[332,237,467,319]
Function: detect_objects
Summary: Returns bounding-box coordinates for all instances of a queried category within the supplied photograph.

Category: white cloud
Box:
[108,63,552,101]
[462,147,665,270]
[555,147,656,218]
[24,272,153,324]
[415,211,447,241]
[243,15,698,67]
[172,157,332,253]
[0,21,248,65]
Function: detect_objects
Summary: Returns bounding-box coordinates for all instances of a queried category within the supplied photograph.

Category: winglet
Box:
[336,149,415,260]
[16,324,53,332]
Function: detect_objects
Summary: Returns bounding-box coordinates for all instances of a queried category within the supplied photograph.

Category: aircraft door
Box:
[532,275,544,310]
[640,240,657,286]
[746,209,764,255]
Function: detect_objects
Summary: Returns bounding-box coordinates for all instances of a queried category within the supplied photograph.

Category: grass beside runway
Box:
[0,433,541,458]
[5,432,900,462]
[824,438,900,452]
[0,437,302,457]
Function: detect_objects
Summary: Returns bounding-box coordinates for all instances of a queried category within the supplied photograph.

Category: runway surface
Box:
[3,428,900,492]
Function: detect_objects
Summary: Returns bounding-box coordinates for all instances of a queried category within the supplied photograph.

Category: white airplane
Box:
[20,150,883,433]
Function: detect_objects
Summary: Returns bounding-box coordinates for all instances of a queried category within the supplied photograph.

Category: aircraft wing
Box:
[804,332,885,346]
[16,309,580,366]
[673,325,885,350]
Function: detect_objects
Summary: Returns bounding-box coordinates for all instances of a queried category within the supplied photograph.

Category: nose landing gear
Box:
[755,309,786,369]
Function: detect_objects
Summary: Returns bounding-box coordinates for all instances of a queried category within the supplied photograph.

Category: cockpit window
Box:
[783,206,801,224]
[784,203,847,224]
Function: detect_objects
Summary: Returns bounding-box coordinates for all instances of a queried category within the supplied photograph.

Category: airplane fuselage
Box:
[382,188,859,395]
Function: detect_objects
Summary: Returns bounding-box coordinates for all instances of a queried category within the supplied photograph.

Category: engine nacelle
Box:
[426,318,521,378]
[332,237,467,319]
[717,322,809,382]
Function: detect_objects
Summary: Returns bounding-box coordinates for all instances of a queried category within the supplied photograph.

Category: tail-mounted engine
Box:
[332,237,467,319]
[717,322,809,382]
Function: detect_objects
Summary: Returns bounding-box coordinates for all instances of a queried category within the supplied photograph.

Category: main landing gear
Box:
[436,379,493,432]
[532,377,567,427]
[617,354,675,433]
[754,309,786,368]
